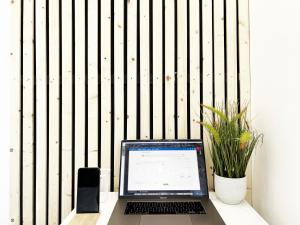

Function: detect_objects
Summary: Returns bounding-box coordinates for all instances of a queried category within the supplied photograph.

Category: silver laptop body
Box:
[108,140,225,225]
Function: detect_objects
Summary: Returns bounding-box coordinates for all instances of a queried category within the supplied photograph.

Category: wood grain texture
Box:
[164,0,175,139]
[36,0,47,223]
[114,0,124,190]
[10,0,21,224]
[238,0,252,198]
[202,0,214,189]
[22,0,34,223]
[100,0,111,178]
[61,0,73,219]
[126,0,137,140]
[214,0,225,105]
[152,0,163,139]
[189,0,201,139]
[48,0,60,224]
[74,0,86,209]
[68,213,100,225]
[226,0,238,103]
[87,0,99,168]
[139,0,150,140]
[177,0,188,139]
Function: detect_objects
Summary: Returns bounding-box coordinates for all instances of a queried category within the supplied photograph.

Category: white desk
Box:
[61,192,268,225]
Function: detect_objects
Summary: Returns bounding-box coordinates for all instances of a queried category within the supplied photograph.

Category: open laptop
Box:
[108,140,225,225]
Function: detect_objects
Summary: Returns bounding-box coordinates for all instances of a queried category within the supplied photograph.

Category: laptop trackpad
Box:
[140,215,192,225]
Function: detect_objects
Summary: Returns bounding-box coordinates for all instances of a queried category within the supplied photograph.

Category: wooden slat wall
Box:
[36,0,47,224]
[177,0,188,139]
[61,0,72,219]
[164,0,175,139]
[238,0,252,203]
[87,0,99,168]
[48,1,60,224]
[22,0,34,224]
[139,0,150,140]
[10,0,21,224]
[124,0,139,139]
[113,0,124,192]
[10,0,251,224]
[189,0,200,140]
[202,0,214,190]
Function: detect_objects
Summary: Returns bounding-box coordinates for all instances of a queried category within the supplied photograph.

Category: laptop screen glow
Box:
[127,147,201,191]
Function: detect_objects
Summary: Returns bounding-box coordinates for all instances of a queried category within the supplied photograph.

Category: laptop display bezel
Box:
[118,140,209,199]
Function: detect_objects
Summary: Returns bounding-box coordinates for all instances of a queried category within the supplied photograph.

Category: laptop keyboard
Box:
[124,201,206,215]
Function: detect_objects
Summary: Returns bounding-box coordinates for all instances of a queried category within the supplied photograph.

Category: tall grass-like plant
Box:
[200,104,263,178]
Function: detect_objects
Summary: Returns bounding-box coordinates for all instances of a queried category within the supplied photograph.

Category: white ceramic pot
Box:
[214,173,247,204]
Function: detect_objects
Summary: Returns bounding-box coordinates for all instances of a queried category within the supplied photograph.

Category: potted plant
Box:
[199,103,262,204]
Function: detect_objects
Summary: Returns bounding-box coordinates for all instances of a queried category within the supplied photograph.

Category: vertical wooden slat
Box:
[36,0,47,223]
[10,0,21,224]
[226,0,238,103]
[177,0,188,139]
[74,0,86,204]
[189,0,200,139]
[61,0,73,219]
[100,0,111,177]
[139,0,150,139]
[152,0,163,139]
[164,0,175,139]
[114,0,124,189]
[127,0,137,140]
[48,0,60,224]
[202,0,214,189]
[238,0,252,202]
[87,0,99,167]
[238,0,250,109]
[214,0,225,105]
[23,0,34,223]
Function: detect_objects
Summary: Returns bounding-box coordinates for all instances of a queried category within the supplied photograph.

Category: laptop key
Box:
[124,202,206,215]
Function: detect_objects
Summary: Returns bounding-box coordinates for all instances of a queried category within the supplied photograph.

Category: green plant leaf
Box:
[231,107,247,123]
[201,104,228,121]
[200,122,221,144]
[240,131,251,145]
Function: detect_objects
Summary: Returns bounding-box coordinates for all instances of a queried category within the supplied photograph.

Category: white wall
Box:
[0,0,11,224]
[250,0,300,224]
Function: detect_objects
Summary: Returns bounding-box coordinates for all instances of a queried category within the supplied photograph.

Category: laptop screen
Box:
[119,140,208,198]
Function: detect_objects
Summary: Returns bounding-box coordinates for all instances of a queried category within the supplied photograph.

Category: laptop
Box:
[108,140,225,225]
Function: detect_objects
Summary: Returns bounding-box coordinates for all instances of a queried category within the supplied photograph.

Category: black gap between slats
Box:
[187,0,191,139]
[162,0,166,139]
[136,0,141,140]
[110,0,115,191]
[199,0,203,140]
[71,0,76,210]
[33,0,37,223]
[58,0,63,223]
[223,0,228,112]
[98,0,102,168]
[124,0,128,140]
[236,0,241,112]
[174,0,178,139]
[20,0,24,223]
[46,0,50,223]
[212,0,216,116]
[149,0,153,139]
[85,0,89,168]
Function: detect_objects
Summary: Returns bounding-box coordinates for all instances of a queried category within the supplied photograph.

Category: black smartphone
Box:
[76,167,100,213]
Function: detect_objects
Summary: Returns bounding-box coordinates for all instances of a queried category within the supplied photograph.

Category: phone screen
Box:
[76,168,100,213]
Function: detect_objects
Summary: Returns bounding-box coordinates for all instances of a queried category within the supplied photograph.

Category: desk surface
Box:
[61,192,268,225]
